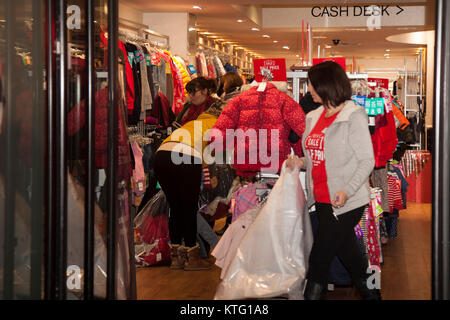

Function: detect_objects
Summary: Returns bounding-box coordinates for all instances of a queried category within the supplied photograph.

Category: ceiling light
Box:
[384,53,390,56]
[192,5,202,10]
[237,19,246,23]
[262,35,270,38]
[251,27,260,31]
[273,40,278,43]
[296,54,299,57]
[325,45,331,49]
[385,49,391,52]
[313,36,327,39]
[283,46,290,50]
[189,27,197,32]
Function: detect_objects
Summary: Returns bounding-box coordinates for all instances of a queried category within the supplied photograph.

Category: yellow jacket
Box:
[162,113,218,164]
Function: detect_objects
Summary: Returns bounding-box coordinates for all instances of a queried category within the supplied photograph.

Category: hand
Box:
[332,190,348,208]
[285,155,304,170]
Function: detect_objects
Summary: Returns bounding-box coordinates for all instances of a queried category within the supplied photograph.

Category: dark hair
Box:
[185,77,217,95]
[222,72,243,93]
[307,61,351,108]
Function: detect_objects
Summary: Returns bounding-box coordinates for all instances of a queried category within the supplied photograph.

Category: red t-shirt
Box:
[305,109,340,203]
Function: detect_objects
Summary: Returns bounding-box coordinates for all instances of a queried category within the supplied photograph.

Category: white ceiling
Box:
[121,0,435,63]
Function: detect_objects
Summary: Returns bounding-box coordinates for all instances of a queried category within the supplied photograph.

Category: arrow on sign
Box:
[396,5,404,15]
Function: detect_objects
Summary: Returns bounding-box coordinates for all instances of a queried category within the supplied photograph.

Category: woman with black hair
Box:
[287,61,379,300]
[155,72,243,271]
[172,77,217,128]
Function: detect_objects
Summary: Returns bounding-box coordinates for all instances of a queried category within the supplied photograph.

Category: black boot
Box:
[304,280,325,300]
[354,278,382,300]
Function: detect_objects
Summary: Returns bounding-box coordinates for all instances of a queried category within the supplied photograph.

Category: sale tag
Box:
[253,58,287,82]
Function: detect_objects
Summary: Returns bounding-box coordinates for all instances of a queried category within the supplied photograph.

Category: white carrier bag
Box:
[214,162,313,300]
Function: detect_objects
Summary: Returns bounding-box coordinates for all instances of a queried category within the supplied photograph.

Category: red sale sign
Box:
[312,57,346,71]
[253,58,287,82]
[368,78,389,90]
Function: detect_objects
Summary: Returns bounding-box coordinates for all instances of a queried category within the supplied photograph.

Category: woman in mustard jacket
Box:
[154,72,243,271]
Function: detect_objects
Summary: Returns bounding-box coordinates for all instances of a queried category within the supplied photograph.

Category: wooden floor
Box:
[136,202,431,300]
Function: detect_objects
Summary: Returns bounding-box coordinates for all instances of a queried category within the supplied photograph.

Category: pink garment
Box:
[131,141,146,197]
[231,184,259,223]
[212,206,260,279]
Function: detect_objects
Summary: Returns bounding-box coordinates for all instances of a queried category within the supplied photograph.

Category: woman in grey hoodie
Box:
[287,61,379,300]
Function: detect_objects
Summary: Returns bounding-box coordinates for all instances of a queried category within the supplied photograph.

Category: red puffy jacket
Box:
[211,83,305,176]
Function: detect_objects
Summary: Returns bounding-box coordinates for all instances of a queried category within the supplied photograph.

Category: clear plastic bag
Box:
[214,162,313,300]
[134,190,170,267]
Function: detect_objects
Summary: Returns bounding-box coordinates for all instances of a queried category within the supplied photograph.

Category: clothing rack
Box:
[196,43,242,62]
[119,17,170,50]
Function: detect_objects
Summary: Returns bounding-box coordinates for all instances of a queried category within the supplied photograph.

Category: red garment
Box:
[151,91,174,128]
[366,204,381,267]
[305,109,340,203]
[118,40,135,115]
[211,83,306,176]
[67,87,131,180]
[180,96,215,126]
[387,174,403,212]
[370,103,398,167]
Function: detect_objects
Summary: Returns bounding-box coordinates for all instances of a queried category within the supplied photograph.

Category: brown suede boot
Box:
[183,244,211,271]
[169,244,185,269]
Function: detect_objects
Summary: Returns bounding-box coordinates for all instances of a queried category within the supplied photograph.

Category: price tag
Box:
[257,82,267,92]
[156,253,162,262]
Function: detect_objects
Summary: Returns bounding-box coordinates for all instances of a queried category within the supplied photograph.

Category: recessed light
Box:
[385,49,391,52]
[189,27,197,32]
[296,54,299,57]
[283,46,290,50]
[262,35,270,38]
[251,27,260,31]
[313,36,327,39]
[273,40,278,43]
[325,45,331,49]
[237,19,246,23]
[192,5,202,10]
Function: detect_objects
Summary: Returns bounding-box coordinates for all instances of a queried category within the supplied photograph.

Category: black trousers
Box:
[154,150,202,247]
[307,202,368,286]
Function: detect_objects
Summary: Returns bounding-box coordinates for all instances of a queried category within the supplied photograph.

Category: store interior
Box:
[0,0,436,300]
[106,0,434,300]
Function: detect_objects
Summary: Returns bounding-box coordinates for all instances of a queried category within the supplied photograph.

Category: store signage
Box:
[312,57,346,71]
[262,6,426,28]
[310,5,404,18]
[368,78,389,90]
[253,58,287,82]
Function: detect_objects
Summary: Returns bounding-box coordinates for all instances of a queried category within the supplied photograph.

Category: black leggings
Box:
[154,150,202,247]
[307,203,368,286]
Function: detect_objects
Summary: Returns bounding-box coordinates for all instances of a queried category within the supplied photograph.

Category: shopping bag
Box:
[214,162,313,300]
[134,190,170,266]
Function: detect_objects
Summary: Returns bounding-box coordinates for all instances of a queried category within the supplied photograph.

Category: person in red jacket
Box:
[210,82,305,177]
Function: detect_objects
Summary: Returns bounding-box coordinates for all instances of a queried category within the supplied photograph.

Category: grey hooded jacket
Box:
[300,100,375,216]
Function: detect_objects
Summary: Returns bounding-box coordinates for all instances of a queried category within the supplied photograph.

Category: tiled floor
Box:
[136,202,431,300]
